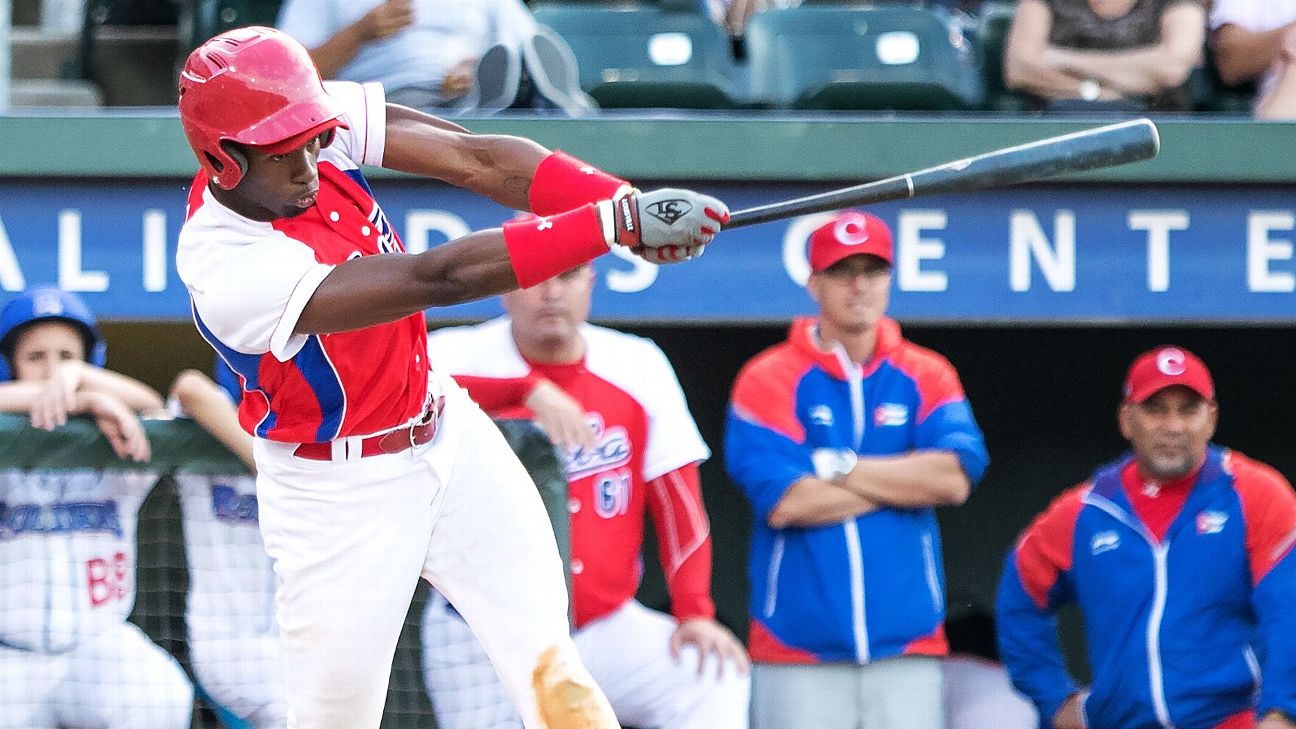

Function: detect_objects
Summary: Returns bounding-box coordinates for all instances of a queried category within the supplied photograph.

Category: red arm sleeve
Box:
[1014,485,1086,608]
[1231,453,1296,585]
[528,151,631,216]
[646,463,716,621]
[451,373,541,416]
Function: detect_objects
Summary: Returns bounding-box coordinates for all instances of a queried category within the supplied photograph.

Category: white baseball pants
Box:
[189,633,288,729]
[942,655,1037,729]
[253,373,593,729]
[0,621,193,729]
[424,595,751,729]
[751,655,944,729]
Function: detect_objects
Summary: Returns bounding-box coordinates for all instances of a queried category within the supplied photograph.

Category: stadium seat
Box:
[189,0,284,47]
[974,1,1029,112]
[1188,42,1256,114]
[79,0,182,106]
[532,4,743,109]
[745,5,986,111]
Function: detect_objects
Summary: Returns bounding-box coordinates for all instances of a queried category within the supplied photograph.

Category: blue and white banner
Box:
[0,178,1292,323]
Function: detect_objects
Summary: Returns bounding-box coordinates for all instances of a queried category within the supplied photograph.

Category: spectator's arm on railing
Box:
[71,361,165,413]
[1003,0,1113,100]
[169,370,255,473]
[1213,22,1296,86]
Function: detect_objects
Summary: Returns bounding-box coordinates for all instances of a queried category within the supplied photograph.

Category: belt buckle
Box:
[410,395,444,450]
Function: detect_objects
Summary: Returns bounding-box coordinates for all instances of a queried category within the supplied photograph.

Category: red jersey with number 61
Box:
[428,318,714,627]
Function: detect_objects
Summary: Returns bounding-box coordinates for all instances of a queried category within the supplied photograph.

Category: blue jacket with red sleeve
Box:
[724,317,988,664]
[997,447,1296,729]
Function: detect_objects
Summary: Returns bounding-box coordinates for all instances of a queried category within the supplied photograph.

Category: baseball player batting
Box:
[0,289,192,729]
[174,26,727,729]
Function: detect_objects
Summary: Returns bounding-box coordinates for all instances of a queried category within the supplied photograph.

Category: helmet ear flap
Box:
[320,128,337,148]
[221,141,249,177]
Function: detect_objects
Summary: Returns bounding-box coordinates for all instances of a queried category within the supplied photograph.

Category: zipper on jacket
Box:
[1147,543,1173,728]
[832,346,870,663]
[922,532,943,614]
[843,520,869,663]
[764,534,785,619]
[1244,646,1261,700]
[1084,492,1175,729]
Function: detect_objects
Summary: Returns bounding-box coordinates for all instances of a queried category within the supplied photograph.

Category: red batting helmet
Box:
[178,26,348,190]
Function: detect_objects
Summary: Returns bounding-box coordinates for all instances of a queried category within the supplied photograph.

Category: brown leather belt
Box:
[293,395,445,461]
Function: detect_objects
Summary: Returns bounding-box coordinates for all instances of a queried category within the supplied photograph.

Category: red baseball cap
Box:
[1123,346,1215,403]
[808,211,893,273]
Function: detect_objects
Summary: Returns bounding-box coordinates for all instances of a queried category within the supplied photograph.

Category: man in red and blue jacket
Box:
[997,346,1296,729]
[725,211,989,729]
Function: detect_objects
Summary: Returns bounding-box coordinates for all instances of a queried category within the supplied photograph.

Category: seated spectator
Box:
[0,287,193,729]
[1210,1,1296,118]
[169,363,287,729]
[1003,0,1205,111]
[276,0,593,115]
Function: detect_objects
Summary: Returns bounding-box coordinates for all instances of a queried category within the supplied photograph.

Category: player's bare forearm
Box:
[296,229,520,333]
[840,451,970,508]
[383,105,549,211]
[1213,23,1293,85]
[768,476,880,529]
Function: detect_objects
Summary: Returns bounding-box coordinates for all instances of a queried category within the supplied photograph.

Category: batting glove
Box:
[596,188,729,264]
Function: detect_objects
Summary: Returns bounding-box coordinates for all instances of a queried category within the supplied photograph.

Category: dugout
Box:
[2,114,1294,722]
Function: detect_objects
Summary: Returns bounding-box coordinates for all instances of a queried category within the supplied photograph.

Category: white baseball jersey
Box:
[0,468,156,652]
[176,472,286,729]
[0,468,193,729]
[175,473,276,640]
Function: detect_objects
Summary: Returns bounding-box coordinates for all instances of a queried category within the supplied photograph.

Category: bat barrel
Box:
[910,118,1158,197]
[725,119,1159,230]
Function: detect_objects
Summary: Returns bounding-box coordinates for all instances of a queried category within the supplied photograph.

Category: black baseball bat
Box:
[724,118,1160,229]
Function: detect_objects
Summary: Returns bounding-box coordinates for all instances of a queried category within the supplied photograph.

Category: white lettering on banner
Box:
[1129,210,1189,292]
[1010,210,1075,292]
[0,217,25,291]
[403,210,470,254]
[143,210,167,292]
[897,210,948,292]
[606,245,657,293]
[58,210,108,292]
[783,213,839,286]
[1247,212,1295,293]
